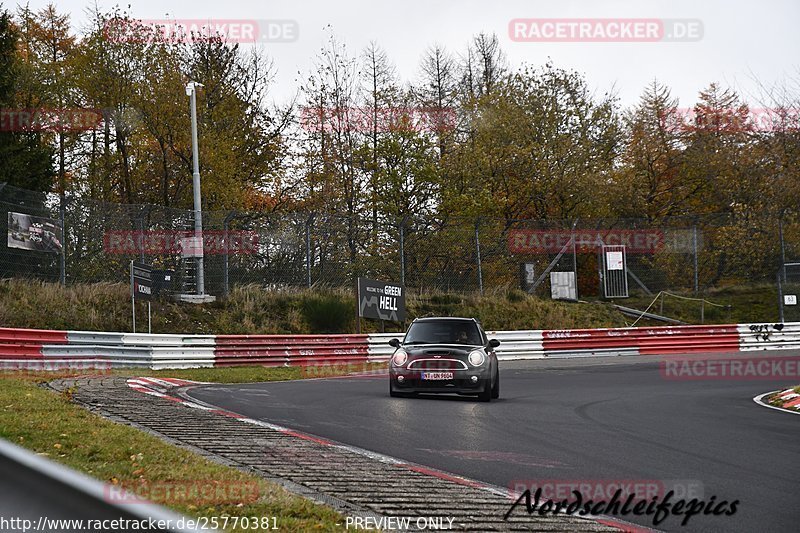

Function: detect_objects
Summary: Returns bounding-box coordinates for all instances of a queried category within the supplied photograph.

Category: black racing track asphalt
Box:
[186,353,800,533]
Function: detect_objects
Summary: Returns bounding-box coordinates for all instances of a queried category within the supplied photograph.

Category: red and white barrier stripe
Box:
[1,321,798,370]
[215,334,370,367]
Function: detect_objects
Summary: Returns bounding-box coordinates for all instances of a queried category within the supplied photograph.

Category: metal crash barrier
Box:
[0,322,795,370]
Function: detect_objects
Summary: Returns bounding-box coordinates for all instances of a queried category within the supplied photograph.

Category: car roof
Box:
[412,317,479,324]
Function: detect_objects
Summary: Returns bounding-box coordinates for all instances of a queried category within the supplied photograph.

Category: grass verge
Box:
[0,364,385,531]
[621,284,780,325]
[112,363,388,384]
[0,278,627,334]
[2,278,787,336]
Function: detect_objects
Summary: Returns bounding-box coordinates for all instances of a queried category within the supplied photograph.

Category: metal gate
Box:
[602,245,628,298]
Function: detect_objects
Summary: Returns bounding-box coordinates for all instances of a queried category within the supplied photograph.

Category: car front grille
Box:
[407,358,467,370]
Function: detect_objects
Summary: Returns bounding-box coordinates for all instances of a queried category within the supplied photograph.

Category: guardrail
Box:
[215,334,371,367]
[0,322,795,370]
[542,324,741,356]
[0,438,206,532]
[0,327,68,359]
[739,323,800,350]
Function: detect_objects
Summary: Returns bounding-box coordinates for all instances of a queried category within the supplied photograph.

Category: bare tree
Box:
[360,41,398,230]
[415,44,457,158]
[300,32,365,271]
[460,32,507,100]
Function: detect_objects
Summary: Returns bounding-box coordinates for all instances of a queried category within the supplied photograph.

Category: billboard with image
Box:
[7,212,62,253]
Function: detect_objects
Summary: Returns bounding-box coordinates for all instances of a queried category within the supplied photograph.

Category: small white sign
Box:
[180,236,203,258]
[785,294,797,306]
[550,271,577,300]
[524,263,535,284]
[606,251,624,270]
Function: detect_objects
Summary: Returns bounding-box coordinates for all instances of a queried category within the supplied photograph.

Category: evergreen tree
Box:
[0,6,54,191]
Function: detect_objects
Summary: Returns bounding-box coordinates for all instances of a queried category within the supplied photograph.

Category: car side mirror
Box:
[388,338,401,348]
[488,339,501,349]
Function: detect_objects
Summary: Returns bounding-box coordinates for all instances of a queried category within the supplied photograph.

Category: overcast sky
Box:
[20,0,800,109]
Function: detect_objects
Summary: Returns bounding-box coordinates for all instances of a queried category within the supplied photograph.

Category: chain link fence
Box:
[1,183,795,313]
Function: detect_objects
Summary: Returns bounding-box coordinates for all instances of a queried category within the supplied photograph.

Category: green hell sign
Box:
[357,277,406,322]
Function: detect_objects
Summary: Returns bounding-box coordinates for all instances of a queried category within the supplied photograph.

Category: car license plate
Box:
[421,372,454,380]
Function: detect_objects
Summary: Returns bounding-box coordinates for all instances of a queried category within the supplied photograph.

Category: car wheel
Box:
[491,367,500,399]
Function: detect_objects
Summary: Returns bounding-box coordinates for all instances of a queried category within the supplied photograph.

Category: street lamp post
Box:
[186,81,205,295]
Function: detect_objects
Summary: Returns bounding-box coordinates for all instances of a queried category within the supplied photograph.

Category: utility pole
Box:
[186,81,205,295]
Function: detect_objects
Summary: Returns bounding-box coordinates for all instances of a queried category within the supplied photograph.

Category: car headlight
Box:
[468,349,486,367]
[392,349,408,367]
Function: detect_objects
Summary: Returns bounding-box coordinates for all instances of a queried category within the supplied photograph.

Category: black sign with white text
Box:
[151,269,175,297]
[132,261,153,301]
[357,277,406,322]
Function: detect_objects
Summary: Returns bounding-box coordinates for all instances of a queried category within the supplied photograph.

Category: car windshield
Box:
[404,321,482,346]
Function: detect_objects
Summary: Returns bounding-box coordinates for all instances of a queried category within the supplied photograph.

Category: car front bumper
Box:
[389,368,490,393]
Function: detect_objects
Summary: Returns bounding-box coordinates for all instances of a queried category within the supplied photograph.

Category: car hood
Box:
[401,344,482,357]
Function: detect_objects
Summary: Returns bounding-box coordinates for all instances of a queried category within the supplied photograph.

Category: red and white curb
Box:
[774,388,800,409]
[752,388,800,415]
[126,378,250,417]
[126,377,653,532]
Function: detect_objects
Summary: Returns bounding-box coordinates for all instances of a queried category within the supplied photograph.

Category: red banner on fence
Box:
[104,230,258,255]
[508,229,667,254]
[0,108,103,132]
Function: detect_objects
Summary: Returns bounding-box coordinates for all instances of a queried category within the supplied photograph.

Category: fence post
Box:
[59,196,66,286]
[777,271,785,323]
[597,247,604,298]
[305,215,313,288]
[692,225,699,294]
[223,217,228,297]
[571,219,578,299]
[223,211,236,297]
[399,218,406,286]
[779,215,787,282]
[137,209,148,263]
[475,218,483,295]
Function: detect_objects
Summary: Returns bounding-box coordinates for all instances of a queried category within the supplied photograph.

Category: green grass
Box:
[0,278,628,334]
[110,363,388,384]
[622,284,781,325]
[0,278,784,337]
[0,371,349,532]
[405,288,627,332]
